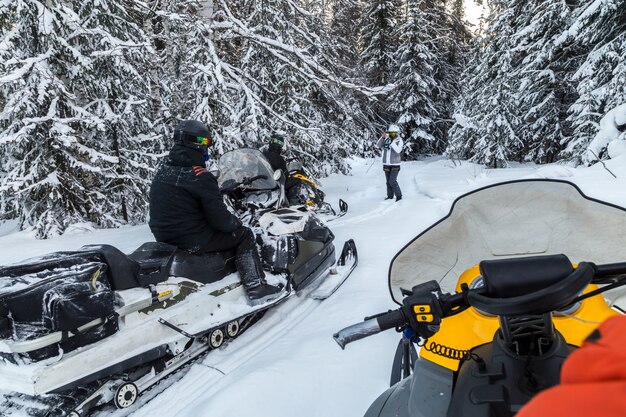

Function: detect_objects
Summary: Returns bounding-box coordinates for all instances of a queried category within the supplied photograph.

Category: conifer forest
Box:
[1,0,625,237]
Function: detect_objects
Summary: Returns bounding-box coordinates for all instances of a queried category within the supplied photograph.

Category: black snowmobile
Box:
[0,148,357,417]
[334,179,626,417]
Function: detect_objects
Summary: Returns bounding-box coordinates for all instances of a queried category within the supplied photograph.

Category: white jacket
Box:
[376,136,403,166]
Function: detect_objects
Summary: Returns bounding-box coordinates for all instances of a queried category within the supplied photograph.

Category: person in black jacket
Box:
[149,120,281,305]
[262,132,288,174]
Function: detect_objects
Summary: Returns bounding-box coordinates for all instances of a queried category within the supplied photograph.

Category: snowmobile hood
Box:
[388,179,626,304]
[218,148,278,191]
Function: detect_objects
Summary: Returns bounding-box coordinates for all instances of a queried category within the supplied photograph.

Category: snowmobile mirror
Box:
[273,169,282,181]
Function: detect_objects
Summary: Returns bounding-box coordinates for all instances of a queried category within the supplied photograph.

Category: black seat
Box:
[169,250,237,284]
[127,242,177,286]
[79,244,141,290]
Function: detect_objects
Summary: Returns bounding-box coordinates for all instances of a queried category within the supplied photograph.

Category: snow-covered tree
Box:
[448,1,523,167]
[559,0,626,161]
[0,1,161,237]
[583,103,626,163]
[360,0,402,87]
[75,1,166,227]
[389,0,468,157]
[508,0,575,163]
[450,0,625,166]
[358,0,402,130]
[329,0,363,76]
[151,0,231,155]
[212,0,370,175]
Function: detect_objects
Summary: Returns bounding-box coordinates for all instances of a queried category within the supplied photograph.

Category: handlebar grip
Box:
[333,309,405,349]
[594,262,626,277]
[243,174,268,185]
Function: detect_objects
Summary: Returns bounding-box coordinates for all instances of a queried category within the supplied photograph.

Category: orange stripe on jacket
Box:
[192,166,208,176]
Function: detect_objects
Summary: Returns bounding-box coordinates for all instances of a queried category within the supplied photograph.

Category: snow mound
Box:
[0,220,18,238]
[534,165,576,178]
[584,104,626,163]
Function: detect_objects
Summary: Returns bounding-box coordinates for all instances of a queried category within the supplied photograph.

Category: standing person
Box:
[262,131,288,174]
[376,124,403,201]
[149,120,282,305]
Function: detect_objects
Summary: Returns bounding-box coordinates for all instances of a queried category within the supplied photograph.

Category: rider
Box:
[262,131,288,174]
[149,120,282,305]
[376,124,403,201]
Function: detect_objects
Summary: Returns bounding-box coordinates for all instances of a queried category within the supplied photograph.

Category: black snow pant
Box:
[384,165,402,199]
[200,226,266,289]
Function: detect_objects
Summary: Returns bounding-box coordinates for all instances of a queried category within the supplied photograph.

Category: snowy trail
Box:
[2,156,626,417]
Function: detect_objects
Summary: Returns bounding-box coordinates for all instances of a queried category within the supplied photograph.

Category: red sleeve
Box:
[517,315,626,417]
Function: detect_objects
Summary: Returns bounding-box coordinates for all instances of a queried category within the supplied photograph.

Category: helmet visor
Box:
[388,131,397,138]
[197,136,212,147]
[270,137,284,147]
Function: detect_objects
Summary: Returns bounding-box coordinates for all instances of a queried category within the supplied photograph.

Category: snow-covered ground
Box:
[1,156,626,417]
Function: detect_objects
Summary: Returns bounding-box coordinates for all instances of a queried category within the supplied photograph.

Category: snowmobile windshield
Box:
[388,179,626,304]
[218,148,278,191]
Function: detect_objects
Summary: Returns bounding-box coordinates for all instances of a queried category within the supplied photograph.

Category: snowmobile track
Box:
[0,308,271,417]
[113,294,324,417]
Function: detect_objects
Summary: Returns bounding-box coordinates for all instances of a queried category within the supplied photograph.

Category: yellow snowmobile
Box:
[285,161,348,219]
[334,179,626,417]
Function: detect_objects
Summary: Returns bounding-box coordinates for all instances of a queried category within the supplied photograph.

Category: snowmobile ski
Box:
[320,199,349,222]
[310,239,358,300]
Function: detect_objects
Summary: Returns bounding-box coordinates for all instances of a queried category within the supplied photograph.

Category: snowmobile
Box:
[334,179,626,417]
[283,161,348,221]
[0,148,357,417]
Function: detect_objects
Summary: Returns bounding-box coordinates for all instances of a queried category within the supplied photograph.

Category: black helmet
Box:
[268,131,285,149]
[173,120,213,150]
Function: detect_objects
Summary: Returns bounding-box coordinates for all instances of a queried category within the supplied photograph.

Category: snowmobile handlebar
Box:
[333,309,406,349]
[333,259,626,349]
[333,280,481,349]
[592,261,626,281]
[220,175,269,194]
[243,174,268,185]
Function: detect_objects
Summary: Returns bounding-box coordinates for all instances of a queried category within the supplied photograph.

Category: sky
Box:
[465,0,488,27]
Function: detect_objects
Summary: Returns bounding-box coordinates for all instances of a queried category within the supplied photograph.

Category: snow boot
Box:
[246,283,283,306]
[396,196,402,201]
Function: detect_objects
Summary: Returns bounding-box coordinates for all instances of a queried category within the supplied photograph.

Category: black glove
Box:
[383,138,392,150]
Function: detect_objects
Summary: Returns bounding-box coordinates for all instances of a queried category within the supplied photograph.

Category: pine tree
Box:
[359,0,402,129]
[0,1,160,237]
[329,0,363,77]
[359,0,402,86]
[154,1,231,153]
[448,1,524,167]
[509,0,575,163]
[389,0,468,157]
[75,1,165,227]
[213,0,369,175]
[450,0,625,166]
[560,0,626,162]
[388,1,440,155]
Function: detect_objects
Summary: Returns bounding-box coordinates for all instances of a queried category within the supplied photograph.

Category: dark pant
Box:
[200,227,265,289]
[384,165,402,199]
